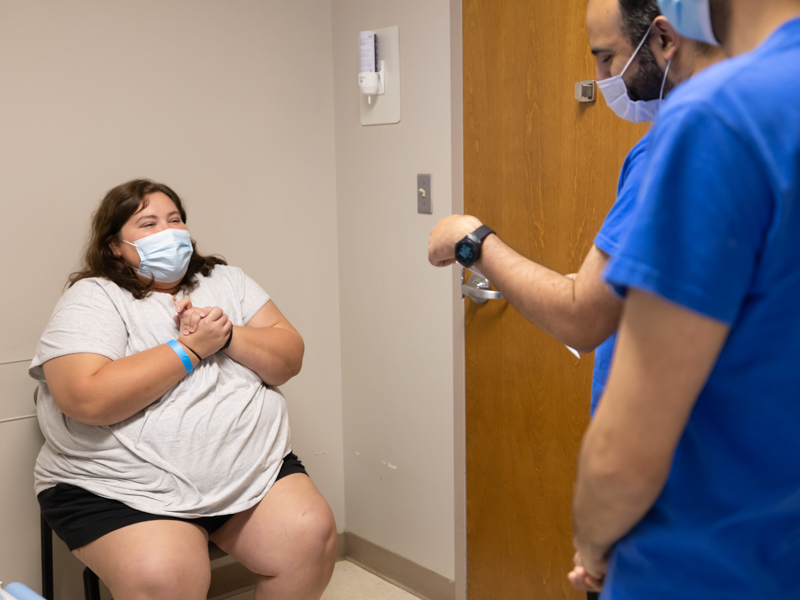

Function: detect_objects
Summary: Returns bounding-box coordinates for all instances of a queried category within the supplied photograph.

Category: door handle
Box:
[462,272,503,304]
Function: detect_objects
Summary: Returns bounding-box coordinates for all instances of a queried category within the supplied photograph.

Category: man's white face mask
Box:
[596,23,672,123]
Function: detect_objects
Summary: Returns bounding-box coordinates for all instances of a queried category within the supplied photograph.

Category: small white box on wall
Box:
[359,26,400,126]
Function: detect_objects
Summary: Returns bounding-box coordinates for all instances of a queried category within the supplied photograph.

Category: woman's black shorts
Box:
[39,451,307,551]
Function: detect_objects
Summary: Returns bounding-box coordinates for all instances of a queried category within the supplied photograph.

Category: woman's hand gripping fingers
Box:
[174,298,211,335]
[177,306,232,359]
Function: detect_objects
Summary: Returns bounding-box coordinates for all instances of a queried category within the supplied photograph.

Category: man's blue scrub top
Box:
[602,18,800,600]
[591,133,650,416]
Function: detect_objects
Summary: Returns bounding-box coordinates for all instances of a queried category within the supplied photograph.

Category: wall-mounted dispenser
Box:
[358,26,400,126]
[359,31,384,104]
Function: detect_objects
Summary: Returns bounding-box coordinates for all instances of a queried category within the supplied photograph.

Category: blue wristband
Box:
[167,340,194,374]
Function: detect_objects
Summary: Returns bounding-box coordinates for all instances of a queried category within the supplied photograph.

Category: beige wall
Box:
[331,0,458,581]
[0,0,345,595]
[1,0,465,594]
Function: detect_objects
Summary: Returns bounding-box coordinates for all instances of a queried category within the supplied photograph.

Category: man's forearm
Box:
[571,289,729,576]
[476,235,607,352]
[572,424,668,570]
[428,214,620,351]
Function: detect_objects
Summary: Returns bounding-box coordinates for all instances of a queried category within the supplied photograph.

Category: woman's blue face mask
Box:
[123,228,193,284]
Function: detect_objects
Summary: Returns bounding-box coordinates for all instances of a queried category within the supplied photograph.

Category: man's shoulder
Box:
[667,55,746,106]
[662,35,800,131]
[646,59,758,167]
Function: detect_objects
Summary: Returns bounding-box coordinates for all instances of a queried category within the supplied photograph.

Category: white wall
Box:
[0,1,345,595]
[331,0,457,581]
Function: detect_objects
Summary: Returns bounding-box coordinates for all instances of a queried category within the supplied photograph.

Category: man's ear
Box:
[652,15,681,64]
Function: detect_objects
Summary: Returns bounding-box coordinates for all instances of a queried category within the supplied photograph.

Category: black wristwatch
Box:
[455,225,496,268]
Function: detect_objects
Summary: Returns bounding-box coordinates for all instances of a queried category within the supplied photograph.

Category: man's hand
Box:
[428,214,484,267]
[567,551,605,593]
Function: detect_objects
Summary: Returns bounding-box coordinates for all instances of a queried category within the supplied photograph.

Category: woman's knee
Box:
[106,553,211,600]
[292,502,338,563]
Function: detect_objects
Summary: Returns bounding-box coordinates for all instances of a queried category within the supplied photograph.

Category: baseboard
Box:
[343,531,455,600]
[208,531,457,600]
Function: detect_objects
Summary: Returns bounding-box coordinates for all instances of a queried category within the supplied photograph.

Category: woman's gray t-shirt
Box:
[29,265,291,517]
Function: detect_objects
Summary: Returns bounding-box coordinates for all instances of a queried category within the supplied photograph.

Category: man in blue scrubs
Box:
[429,2,720,417]
[570,0,800,597]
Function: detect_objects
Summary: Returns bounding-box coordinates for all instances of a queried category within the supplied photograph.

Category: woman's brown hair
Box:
[68,179,226,299]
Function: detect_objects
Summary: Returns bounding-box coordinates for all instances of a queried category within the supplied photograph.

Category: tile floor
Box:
[225,560,420,600]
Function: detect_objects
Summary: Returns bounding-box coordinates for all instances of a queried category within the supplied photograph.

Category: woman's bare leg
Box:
[210,474,337,600]
[73,520,212,600]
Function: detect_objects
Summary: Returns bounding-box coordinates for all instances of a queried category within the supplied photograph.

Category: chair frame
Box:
[41,515,101,600]
[40,512,226,600]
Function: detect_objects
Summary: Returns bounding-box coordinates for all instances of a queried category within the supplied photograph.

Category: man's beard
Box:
[627,45,672,102]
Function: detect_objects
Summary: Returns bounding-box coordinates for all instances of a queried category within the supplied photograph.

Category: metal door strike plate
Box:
[575,80,596,103]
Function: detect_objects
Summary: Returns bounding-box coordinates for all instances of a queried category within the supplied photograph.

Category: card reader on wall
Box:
[358,26,401,126]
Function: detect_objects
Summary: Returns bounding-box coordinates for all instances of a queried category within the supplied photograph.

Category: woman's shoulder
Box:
[64,276,111,298]
[206,263,241,276]
[196,265,269,310]
[60,277,131,309]
[199,264,246,286]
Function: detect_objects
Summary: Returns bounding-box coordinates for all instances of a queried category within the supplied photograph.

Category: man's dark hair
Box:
[618,0,661,46]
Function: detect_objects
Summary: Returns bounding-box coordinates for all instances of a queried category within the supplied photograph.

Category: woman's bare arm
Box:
[43,346,197,426]
[221,300,305,386]
[43,307,231,426]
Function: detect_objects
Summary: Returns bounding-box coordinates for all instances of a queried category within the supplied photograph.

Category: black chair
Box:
[35,383,227,600]
[33,383,100,600]
[40,515,101,600]
[41,512,228,600]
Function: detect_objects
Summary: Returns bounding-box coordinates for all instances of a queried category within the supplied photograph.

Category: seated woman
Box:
[30,179,337,600]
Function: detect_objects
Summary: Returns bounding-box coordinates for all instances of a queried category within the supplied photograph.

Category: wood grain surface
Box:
[463,1,648,598]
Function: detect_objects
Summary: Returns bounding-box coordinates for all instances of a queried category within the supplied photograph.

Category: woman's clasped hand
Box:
[174,298,232,360]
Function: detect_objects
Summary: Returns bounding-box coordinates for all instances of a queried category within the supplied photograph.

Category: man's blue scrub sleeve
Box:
[589,133,650,415]
[594,133,650,258]
[604,104,772,324]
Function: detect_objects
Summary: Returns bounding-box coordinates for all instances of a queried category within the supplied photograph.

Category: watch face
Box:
[456,241,476,264]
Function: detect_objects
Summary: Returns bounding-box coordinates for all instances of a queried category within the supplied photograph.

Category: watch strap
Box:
[470,224,495,243]
[221,327,233,350]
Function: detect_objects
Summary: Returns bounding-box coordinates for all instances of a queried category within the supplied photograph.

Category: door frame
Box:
[449,2,467,600]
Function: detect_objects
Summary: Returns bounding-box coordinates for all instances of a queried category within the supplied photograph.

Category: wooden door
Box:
[463,1,648,598]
